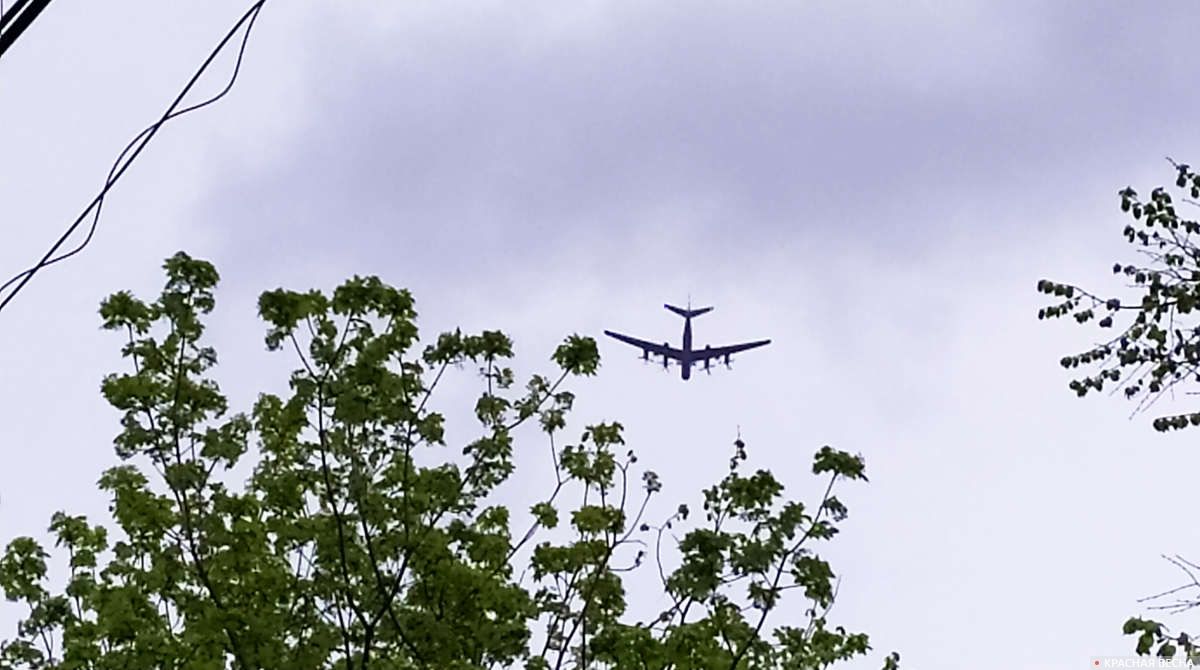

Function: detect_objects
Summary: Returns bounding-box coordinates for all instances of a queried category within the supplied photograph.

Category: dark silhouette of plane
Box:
[604,303,771,380]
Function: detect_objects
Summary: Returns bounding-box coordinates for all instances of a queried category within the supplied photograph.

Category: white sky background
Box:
[4,2,1200,668]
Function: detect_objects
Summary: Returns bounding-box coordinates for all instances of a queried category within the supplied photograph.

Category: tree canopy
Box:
[1039,160,1200,660]
[1039,159,1200,432]
[0,252,897,670]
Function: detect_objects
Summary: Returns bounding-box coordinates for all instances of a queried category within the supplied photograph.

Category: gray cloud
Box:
[198,1,1200,290]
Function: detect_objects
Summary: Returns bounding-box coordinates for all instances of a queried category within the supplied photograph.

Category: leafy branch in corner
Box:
[1039,158,1200,431]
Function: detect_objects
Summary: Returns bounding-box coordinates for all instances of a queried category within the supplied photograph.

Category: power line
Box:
[0,0,54,62]
[0,1,266,315]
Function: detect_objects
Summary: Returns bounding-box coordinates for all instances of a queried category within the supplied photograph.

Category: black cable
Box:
[0,0,28,33]
[0,0,266,314]
[0,0,53,62]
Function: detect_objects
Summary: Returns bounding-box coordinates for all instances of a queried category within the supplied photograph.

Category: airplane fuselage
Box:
[681,317,693,380]
[666,313,722,380]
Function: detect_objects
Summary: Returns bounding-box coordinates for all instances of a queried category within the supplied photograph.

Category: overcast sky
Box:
[5,2,1200,668]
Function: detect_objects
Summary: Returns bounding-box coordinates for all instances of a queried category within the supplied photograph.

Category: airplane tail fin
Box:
[665,304,713,319]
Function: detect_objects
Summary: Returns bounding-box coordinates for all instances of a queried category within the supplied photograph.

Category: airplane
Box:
[604,303,771,380]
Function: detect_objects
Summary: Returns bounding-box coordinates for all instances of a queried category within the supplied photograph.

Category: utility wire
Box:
[0,1,266,315]
[0,0,54,62]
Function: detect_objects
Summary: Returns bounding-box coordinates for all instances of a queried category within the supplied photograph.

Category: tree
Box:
[0,252,899,670]
[1038,159,1200,661]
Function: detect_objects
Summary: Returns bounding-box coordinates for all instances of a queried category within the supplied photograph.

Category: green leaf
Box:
[531,502,558,529]
[1137,631,1155,655]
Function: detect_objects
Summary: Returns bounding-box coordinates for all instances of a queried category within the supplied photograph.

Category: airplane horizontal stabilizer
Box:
[664,304,713,319]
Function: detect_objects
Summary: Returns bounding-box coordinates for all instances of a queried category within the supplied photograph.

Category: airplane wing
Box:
[604,330,686,361]
[693,339,772,363]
